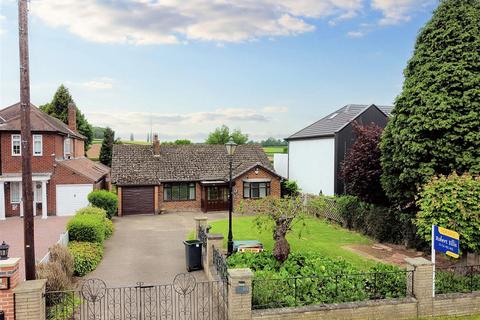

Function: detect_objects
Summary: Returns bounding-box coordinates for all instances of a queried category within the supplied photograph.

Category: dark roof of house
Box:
[111,143,278,185]
[57,158,110,182]
[0,102,85,140]
[286,104,393,140]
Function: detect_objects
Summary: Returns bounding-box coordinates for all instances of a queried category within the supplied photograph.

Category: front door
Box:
[205,186,228,211]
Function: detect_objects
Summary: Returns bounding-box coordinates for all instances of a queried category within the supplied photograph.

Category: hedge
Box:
[68,241,104,277]
[75,206,114,239]
[333,196,404,244]
[76,206,107,218]
[67,214,105,244]
[88,190,118,219]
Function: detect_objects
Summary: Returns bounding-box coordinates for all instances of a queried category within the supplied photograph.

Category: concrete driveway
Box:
[87,211,227,286]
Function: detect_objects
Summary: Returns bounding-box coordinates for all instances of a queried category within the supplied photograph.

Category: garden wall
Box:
[252,298,418,320]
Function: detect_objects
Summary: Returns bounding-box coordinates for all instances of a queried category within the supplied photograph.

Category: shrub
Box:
[49,244,74,279]
[68,241,104,276]
[88,190,118,219]
[67,214,105,243]
[104,218,114,239]
[76,206,114,239]
[340,122,387,204]
[47,294,81,320]
[415,173,480,254]
[36,261,71,292]
[228,251,406,307]
[281,180,300,197]
[36,262,72,306]
[335,196,403,243]
[76,206,107,218]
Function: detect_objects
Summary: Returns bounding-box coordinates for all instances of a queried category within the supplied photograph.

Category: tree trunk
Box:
[273,218,290,262]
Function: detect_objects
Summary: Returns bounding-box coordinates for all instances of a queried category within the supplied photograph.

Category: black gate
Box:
[45,273,228,320]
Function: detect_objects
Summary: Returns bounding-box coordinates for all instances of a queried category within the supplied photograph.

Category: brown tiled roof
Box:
[0,102,85,140]
[57,158,110,182]
[111,143,277,185]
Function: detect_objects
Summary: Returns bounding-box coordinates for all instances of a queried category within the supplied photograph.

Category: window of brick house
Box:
[33,134,43,156]
[10,182,21,203]
[64,138,72,157]
[243,182,270,199]
[163,182,196,201]
[11,134,21,156]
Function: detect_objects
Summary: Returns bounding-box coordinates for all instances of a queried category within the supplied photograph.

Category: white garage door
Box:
[56,184,93,216]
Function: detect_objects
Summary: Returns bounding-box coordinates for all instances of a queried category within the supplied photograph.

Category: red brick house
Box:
[111,136,282,215]
[0,103,110,219]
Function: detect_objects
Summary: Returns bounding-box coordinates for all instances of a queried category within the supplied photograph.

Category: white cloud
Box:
[262,106,289,113]
[67,77,115,90]
[86,106,291,141]
[28,0,364,45]
[371,0,434,26]
[347,30,365,38]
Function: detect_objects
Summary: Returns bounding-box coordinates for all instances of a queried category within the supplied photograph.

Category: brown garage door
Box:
[122,186,154,215]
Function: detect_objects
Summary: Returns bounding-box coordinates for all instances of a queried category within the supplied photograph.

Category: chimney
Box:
[67,102,77,132]
[153,133,160,156]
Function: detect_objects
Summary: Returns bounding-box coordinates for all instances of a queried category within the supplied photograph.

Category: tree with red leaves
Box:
[340,122,387,205]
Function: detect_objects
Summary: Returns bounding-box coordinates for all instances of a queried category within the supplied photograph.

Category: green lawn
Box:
[263,146,287,154]
[207,216,377,270]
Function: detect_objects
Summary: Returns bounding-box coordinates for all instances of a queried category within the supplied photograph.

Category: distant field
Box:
[263,146,288,155]
[120,140,150,145]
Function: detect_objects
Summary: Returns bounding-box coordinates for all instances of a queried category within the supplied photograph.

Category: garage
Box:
[56,184,93,216]
[121,186,154,215]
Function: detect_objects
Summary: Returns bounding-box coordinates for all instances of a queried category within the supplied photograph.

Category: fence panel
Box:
[435,265,480,294]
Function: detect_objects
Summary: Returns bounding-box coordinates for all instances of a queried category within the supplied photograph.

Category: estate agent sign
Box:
[432,225,460,258]
[431,225,460,297]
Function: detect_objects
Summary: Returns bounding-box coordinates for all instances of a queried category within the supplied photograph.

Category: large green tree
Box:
[205,125,248,144]
[381,0,480,208]
[99,127,115,167]
[40,85,94,151]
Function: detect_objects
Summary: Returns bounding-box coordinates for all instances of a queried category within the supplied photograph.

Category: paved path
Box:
[0,216,69,280]
[88,211,227,287]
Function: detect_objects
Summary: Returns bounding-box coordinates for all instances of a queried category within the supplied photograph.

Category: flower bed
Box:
[228,251,412,309]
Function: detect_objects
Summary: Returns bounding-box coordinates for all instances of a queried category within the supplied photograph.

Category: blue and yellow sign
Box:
[433,225,460,258]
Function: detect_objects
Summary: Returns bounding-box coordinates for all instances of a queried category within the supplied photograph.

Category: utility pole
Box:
[18,0,36,280]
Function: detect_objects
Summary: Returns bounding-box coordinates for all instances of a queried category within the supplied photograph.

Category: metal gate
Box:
[45,273,228,320]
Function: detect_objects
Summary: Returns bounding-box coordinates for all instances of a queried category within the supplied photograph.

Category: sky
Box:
[0,0,438,142]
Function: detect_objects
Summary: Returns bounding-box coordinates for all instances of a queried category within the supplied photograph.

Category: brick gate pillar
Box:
[227,268,253,320]
[405,257,434,318]
[0,258,21,320]
[194,216,208,240]
[14,279,47,320]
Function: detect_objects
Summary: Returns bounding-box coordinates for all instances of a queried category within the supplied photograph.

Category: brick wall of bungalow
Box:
[158,182,203,211]
[152,166,281,212]
[233,166,281,209]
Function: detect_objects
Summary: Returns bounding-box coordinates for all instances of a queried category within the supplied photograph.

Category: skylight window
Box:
[328,113,339,119]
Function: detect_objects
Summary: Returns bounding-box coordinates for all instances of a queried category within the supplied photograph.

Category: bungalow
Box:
[111,136,282,215]
[285,104,392,196]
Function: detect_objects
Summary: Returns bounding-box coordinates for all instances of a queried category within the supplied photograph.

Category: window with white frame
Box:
[33,134,43,156]
[11,134,21,156]
[64,138,72,157]
[243,181,271,199]
[11,182,21,203]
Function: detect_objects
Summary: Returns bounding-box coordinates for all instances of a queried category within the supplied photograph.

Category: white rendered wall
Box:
[288,137,335,195]
[273,153,288,178]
